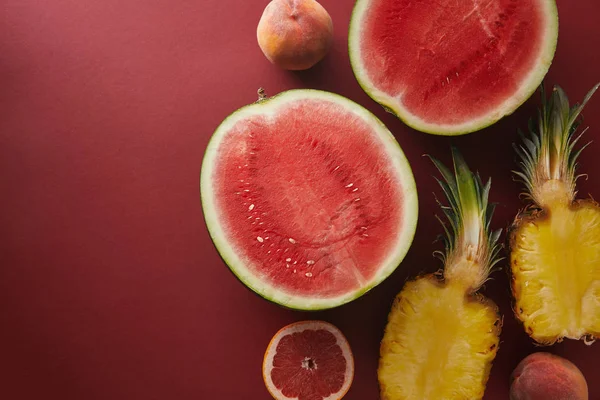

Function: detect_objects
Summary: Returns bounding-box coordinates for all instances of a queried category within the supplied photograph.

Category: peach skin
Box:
[510,353,588,400]
[257,0,333,70]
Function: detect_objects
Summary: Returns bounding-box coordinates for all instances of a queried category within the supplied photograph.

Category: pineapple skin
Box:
[511,199,600,345]
[379,275,501,400]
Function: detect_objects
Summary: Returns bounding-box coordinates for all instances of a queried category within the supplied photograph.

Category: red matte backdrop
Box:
[1,0,599,399]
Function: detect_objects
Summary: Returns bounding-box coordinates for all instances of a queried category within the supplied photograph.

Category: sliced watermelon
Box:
[201,90,417,310]
[349,0,558,135]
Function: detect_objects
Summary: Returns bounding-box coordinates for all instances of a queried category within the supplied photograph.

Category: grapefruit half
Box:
[349,0,559,135]
[201,89,417,310]
[263,320,354,400]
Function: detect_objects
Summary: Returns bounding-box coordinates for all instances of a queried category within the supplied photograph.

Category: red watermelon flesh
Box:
[349,0,558,134]
[215,100,403,297]
[202,90,418,310]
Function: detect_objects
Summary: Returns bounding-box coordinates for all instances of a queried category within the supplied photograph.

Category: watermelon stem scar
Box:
[257,87,268,102]
[201,89,418,310]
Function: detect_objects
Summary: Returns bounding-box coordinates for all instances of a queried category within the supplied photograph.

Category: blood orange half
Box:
[263,321,354,400]
[201,89,418,310]
[349,0,559,135]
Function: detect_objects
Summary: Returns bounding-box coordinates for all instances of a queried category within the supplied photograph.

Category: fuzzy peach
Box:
[257,0,333,70]
[510,352,588,400]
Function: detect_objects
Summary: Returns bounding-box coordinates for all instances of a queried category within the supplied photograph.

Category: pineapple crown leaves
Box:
[429,148,502,287]
[514,83,600,206]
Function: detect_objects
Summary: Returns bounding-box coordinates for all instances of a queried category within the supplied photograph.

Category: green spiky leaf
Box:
[428,148,502,290]
[515,83,600,206]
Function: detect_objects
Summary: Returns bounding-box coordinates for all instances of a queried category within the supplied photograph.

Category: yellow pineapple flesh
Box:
[379,150,501,400]
[379,278,500,399]
[511,84,600,344]
[513,203,600,342]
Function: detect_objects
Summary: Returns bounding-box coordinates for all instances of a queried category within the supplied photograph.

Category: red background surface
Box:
[1,1,599,399]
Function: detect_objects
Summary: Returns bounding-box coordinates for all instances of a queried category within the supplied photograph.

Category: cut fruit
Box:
[349,0,558,135]
[201,89,418,310]
[263,320,354,400]
[511,84,600,345]
[379,149,502,399]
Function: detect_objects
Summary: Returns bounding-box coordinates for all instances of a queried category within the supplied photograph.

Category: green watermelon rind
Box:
[348,0,559,136]
[200,89,418,311]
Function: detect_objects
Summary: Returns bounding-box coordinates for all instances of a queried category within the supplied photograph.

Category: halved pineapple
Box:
[379,149,502,400]
[511,84,600,345]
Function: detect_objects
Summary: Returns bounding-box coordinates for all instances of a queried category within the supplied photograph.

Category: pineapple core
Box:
[512,202,600,343]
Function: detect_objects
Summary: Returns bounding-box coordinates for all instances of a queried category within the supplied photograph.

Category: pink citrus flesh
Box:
[263,320,354,400]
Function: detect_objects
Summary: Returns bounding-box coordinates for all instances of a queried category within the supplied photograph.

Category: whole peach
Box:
[257,0,333,70]
[510,352,588,400]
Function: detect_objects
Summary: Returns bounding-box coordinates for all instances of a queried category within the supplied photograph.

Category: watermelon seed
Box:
[293,269,297,273]
[294,261,298,265]
[354,198,361,202]
[352,188,359,192]
[257,236,264,243]
[446,77,450,84]
[249,204,255,211]
[346,183,354,188]
[307,260,315,265]
[288,238,297,244]
[305,272,313,277]
[286,258,292,262]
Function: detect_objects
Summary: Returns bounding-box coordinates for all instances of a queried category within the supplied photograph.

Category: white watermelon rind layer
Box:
[348,0,559,136]
[201,89,418,311]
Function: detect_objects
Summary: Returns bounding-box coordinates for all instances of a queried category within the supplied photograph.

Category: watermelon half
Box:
[349,0,559,135]
[201,90,418,310]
